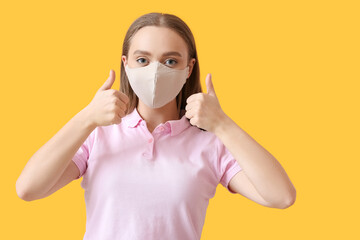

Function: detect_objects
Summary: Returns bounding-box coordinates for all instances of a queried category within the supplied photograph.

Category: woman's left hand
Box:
[185,73,228,133]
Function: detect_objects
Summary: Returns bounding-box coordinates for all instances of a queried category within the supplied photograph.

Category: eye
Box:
[136,58,148,64]
[165,59,177,66]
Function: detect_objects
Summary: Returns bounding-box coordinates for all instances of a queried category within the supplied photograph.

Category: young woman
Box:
[16,12,296,240]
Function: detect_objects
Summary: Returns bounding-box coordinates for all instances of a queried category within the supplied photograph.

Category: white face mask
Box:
[125,61,190,108]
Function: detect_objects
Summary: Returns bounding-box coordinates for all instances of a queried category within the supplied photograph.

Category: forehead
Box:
[129,26,188,57]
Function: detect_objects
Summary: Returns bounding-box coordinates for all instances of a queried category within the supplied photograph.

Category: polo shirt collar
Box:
[124,107,191,136]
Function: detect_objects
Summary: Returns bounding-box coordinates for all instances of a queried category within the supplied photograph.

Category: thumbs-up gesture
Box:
[85,69,130,127]
[185,73,227,133]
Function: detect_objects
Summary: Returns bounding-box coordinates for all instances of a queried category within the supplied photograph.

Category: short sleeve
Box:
[72,128,97,179]
[216,138,243,194]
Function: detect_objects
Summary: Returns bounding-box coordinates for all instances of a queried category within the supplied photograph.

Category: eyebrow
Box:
[133,50,182,57]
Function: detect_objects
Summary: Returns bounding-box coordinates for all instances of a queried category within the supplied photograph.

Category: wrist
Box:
[75,107,97,131]
[213,111,231,136]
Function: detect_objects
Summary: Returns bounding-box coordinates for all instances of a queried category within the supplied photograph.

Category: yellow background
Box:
[1,0,359,239]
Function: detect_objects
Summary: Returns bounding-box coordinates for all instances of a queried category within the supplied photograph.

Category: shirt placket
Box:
[139,120,169,160]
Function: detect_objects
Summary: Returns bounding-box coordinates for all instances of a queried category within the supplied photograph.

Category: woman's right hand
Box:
[84,69,130,127]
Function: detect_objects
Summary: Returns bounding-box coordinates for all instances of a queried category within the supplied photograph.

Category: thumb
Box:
[98,69,115,91]
[206,73,217,97]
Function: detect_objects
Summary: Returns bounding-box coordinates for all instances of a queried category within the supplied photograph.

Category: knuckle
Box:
[121,93,129,104]
[119,110,125,118]
[111,97,118,104]
[120,103,126,111]
[108,89,116,95]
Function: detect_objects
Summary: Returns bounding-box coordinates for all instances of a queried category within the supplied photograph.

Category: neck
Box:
[137,100,180,132]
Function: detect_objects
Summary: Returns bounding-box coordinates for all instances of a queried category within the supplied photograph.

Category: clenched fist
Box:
[84,69,129,127]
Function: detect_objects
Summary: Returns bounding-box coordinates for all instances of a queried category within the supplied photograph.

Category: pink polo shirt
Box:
[72,107,242,240]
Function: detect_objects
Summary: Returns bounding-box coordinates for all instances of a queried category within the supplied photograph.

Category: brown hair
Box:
[120,12,202,118]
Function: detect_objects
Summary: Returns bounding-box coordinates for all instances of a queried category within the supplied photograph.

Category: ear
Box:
[187,58,196,79]
[121,55,127,68]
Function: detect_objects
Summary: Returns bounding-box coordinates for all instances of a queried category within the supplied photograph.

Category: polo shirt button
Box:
[148,138,153,143]
[159,126,164,131]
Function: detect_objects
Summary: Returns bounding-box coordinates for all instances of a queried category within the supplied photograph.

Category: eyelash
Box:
[136,57,177,66]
